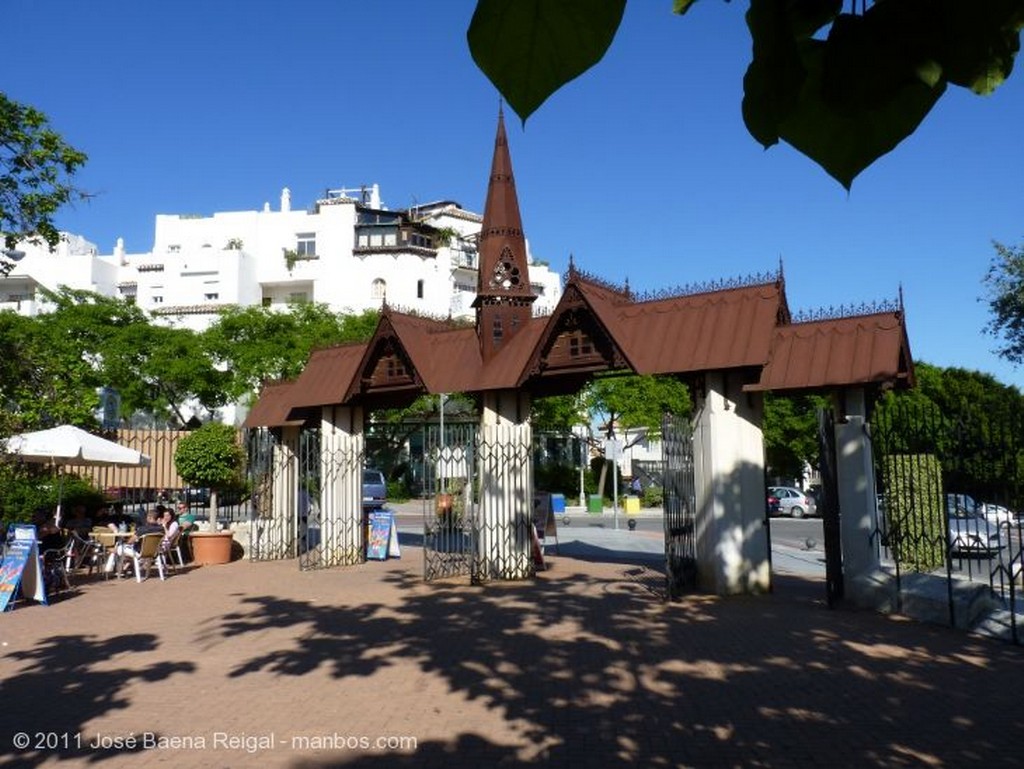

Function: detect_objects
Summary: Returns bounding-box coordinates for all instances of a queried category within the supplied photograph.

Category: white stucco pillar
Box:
[477,389,532,580]
[834,388,880,591]
[691,372,771,595]
[319,405,365,567]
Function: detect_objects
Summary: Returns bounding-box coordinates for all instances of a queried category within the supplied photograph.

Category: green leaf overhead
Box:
[468,0,626,123]
[469,0,1024,188]
[744,0,946,188]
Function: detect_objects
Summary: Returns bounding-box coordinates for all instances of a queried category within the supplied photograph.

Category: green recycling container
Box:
[587,494,604,514]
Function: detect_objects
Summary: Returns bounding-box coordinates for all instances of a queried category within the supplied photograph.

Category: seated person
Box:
[107,507,165,574]
[32,509,65,552]
[176,502,195,532]
[160,507,181,548]
[64,505,92,537]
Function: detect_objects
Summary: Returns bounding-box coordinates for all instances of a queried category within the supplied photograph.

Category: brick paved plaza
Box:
[2,540,1022,769]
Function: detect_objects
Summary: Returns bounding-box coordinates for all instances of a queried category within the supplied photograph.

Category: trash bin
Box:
[587,494,604,514]
[624,496,640,514]
[551,494,566,514]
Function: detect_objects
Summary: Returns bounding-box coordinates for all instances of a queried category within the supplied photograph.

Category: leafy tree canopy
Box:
[586,374,692,441]
[0,93,88,271]
[203,302,379,400]
[983,239,1024,365]
[468,0,1024,188]
[174,422,245,491]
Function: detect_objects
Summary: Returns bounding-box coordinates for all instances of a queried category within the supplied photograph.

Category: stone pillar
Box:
[477,389,533,580]
[319,405,365,568]
[834,388,880,594]
[691,371,770,595]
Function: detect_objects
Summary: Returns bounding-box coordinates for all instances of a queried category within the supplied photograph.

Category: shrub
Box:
[881,453,945,572]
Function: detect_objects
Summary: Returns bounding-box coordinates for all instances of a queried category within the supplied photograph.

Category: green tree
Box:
[762,392,829,483]
[203,303,379,400]
[23,287,229,428]
[983,239,1024,365]
[0,302,101,429]
[468,0,1024,188]
[586,374,691,440]
[174,422,245,531]
[1,93,88,272]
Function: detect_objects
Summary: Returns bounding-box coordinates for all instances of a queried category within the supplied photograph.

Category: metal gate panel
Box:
[663,413,697,598]
[246,427,299,561]
[423,437,476,582]
[817,408,844,606]
[302,418,365,571]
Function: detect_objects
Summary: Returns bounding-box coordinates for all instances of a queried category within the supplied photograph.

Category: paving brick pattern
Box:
[2,541,1022,768]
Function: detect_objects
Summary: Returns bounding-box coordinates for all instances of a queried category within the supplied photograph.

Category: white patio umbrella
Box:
[3,425,151,522]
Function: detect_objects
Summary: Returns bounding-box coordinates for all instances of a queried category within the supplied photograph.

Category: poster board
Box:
[1,525,46,612]
[532,493,559,553]
[366,511,400,560]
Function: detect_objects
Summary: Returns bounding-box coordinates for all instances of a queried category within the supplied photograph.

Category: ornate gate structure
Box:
[663,413,697,599]
[244,110,914,596]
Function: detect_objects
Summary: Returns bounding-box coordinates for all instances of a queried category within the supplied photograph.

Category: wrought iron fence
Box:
[662,413,696,599]
[871,399,1024,642]
[421,423,534,583]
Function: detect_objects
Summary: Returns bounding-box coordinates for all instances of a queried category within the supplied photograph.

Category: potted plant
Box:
[173,423,245,565]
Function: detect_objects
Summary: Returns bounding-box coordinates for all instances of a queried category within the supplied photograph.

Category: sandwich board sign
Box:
[366,511,400,560]
[1,525,46,612]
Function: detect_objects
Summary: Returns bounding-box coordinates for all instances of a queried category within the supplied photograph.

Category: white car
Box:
[768,486,814,518]
[947,495,1004,555]
[978,502,1017,530]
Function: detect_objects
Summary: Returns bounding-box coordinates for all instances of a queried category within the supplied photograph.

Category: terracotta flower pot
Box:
[189,531,235,565]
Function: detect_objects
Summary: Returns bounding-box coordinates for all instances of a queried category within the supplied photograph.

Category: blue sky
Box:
[9,1,1024,389]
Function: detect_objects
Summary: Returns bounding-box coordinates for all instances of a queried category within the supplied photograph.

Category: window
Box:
[296,233,316,257]
[287,291,308,303]
[371,278,386,301]
[167,245,180,253]
[152,296,164,304]
[568,332,593,357]
[492,316,503,345]
[416,279,424,299]
[204,292,219,301]
[262,297,272,307]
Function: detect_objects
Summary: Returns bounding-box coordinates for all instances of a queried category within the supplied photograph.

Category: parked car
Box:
[977,502,1017,530]
[362,469,387,511]
[768,486,815,518]
[766,492,780,516]
[946,494,1005,554]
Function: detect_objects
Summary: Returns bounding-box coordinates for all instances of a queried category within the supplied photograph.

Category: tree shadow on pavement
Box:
[207,564,1024,769]
[0,633,195,765]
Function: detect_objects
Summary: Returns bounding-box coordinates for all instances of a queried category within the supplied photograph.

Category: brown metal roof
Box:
[534,273,785,377]
[745,311,915,392]
[241,380,306,428]
[288,343,367,409]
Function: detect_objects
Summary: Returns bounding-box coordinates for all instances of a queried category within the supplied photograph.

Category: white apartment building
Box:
[0,183,563,333]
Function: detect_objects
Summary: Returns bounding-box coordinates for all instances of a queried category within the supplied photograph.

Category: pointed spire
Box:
[474,109,536,363]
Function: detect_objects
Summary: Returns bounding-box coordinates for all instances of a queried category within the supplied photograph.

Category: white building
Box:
[0,183,563,333]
